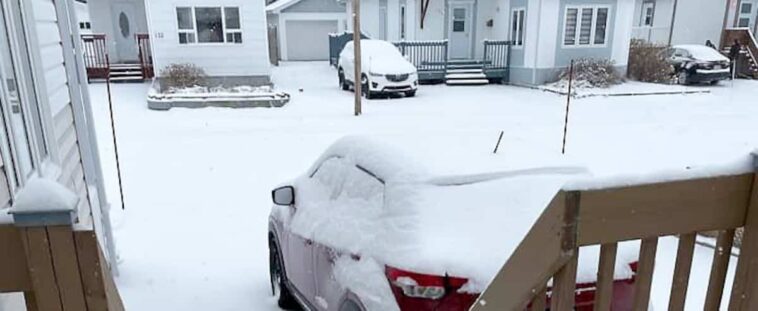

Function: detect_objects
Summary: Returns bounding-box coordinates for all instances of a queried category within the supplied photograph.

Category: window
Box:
[741,2,753,14]
[453,8,466,32]
[563,6,610,47]
[641,1,654,26]
[176,6,242,44]
[739,18,751,27]
[511,8,525,47]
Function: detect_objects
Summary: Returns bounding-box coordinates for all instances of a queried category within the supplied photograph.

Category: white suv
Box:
[338,40,418,99]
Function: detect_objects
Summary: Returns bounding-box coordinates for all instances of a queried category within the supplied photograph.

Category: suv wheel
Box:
[677,70,689,85]
[338,68,349,91]
[270,239,301,310]
[361,75,375,99]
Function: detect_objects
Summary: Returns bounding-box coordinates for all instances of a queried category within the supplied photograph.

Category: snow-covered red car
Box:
[664,45,731,85]
[268,137,639,311]
[337,40,418,99]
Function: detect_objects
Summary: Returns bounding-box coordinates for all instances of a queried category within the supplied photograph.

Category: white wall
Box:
[87,0,148,63]
[612,0,635,66]
[75,1,92,34]
[146,0,271,77]
[671,0,727,45]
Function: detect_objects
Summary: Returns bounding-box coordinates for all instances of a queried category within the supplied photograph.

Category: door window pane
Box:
[195,7,223,43]
[453,8,465,32]
[224,7,240,29]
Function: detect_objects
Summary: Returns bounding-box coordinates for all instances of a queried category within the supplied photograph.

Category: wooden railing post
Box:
[729,153,758,310]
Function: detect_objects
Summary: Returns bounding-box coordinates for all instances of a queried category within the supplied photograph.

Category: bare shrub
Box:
[628,39,674,83]
[159,63,207,92]
[554,58,621,89]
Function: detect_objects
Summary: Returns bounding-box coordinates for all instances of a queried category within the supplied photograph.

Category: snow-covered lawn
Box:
[89,62,758,310]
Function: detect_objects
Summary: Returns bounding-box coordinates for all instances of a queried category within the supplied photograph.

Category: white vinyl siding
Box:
[511,8,525,47]
[563,5,610,47]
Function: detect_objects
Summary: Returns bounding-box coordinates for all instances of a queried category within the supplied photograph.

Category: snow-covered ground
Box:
[89,62,758,310]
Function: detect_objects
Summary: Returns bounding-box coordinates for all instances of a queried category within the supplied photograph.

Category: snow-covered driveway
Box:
[89,62,758,310]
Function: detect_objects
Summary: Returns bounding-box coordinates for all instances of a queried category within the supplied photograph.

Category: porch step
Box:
[110,63,142,70]
[108,63,145,82]
[445,79,490,86]
[446,68,484,74]
[447,64,485,70]
[445,73,487,80]
[108,76,145,82]
[109,70,143,76]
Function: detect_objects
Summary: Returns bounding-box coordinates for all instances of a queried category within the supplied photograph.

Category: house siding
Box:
[283,0,345,13]
[146,0,271,80]
[30,0,93,223]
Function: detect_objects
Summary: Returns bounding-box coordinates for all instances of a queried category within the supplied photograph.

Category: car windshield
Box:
[361,40,403,60]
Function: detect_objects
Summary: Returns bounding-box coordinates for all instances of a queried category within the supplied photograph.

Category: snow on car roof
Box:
[674,44,730,62]
[293,137,756,292]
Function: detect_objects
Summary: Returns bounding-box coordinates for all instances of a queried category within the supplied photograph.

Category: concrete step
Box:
[445,79,489,86]
[446,68,484,74]
[445,73,486,80]
[447,63,484,70]
[110,63,142,69]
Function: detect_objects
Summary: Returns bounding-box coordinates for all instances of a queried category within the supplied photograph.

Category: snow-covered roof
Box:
[266,0,302,13]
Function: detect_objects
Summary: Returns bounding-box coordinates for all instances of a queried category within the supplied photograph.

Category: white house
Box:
[347,0,636,85]
[631,0,758,47]
[145,0,272,85]
[86,0,149,64]
[267,0,348,61]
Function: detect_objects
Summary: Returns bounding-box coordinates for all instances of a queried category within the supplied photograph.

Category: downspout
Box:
[667,0,678,46]
[532,0,543,84]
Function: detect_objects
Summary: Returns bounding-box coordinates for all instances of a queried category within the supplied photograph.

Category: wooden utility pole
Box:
[352,0,362,116]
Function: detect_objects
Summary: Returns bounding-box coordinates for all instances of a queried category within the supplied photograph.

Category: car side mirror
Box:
[272,186,295,206]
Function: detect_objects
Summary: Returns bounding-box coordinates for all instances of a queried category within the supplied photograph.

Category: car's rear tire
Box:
[677,70,690,85]
[338,68,349,91]
[405,90,416,97]
[270,240,301,310]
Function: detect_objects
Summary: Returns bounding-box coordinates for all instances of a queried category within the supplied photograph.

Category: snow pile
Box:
[164,85,274,96]
[342,40,417,75]
[333,257,400,311]
[10,177,78,214]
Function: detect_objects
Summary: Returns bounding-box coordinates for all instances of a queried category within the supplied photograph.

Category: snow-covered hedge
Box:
[628,39,675,84]
[159,63,207,92]
[553,58,622,89]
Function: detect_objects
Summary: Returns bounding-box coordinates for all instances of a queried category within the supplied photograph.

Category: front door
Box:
[738,0,757,30]
[448,2,473,59]
[111,2,139,62]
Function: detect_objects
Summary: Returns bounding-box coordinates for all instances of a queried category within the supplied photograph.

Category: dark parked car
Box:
[664,45,731,85]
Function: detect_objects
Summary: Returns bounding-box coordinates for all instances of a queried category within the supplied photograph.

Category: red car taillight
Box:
[385,266,468,300]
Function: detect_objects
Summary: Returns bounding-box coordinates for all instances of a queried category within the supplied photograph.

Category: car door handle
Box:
[305,239,313,246]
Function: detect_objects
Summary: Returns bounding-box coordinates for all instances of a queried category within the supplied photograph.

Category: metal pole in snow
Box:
[352,0,362,116]
[105,55,127,210]
[493,131,504,154]
[561,60,574,155]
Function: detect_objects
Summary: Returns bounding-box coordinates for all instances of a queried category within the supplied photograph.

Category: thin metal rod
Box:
[493,130,504,154]
[105,55,126,210]
[561,60,574,155]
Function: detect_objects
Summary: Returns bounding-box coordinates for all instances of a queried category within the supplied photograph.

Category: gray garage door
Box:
[285,20,338,61]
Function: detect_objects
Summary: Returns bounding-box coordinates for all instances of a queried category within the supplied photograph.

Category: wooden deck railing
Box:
[722,28,758,78]
[483,40,512,82]
[472,156,758,310]
[393,40,448,80]
[137,33,154,79]
[81,34,108,80]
